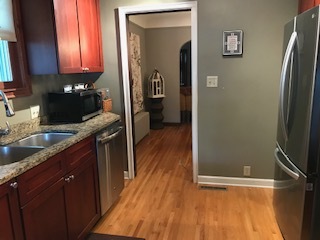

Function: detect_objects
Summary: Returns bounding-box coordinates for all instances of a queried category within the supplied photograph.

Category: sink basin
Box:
[0,132,76,166]
[9,132,75,148]
[0,146,44,166]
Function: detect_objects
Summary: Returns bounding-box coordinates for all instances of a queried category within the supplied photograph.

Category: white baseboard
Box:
[124,171,129,179]
[198,175,274,189]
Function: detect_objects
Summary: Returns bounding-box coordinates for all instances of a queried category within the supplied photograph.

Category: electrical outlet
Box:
[207,76,218,87]
[243,166,251,177]
[30,105,40,119]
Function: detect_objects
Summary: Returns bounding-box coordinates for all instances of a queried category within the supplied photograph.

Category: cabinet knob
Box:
[82,67,90,72]
[10,182,18,189]
[65,175,75,183]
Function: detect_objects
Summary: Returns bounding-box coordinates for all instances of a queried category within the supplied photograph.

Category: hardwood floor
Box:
[93,124,283,240]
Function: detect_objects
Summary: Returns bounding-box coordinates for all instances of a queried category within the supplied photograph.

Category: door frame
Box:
[118,1,198,182]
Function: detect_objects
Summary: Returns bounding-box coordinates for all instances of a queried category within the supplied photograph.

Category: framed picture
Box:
[223,30,243,56]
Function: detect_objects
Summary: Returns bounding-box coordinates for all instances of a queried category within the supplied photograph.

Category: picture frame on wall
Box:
[223,30,243,56]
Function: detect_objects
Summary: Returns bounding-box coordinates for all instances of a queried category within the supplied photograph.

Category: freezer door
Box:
[273,145,307,240]
[285,7,319,173]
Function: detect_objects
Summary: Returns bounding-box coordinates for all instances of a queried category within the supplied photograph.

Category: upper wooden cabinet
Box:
[20,0,104,75]
[299,0,320,13]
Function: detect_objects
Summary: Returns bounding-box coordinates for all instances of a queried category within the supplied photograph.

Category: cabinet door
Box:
[53,0,83,73]
[20,0,60,75]
[21,178,69,240]
[53,0,103,73]
[0,181,24,240]
[65,155,100,240]
[299,0,317,13]
[77,0,104,73]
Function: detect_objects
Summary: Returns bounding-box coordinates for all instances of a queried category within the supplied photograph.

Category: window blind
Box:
[0,40,13,82]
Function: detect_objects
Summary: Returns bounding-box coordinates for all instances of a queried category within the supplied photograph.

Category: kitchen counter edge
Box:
[0,112,121,185]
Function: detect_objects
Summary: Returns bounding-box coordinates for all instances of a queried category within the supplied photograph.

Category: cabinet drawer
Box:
[17,152,66,206]
[65,136,96,172]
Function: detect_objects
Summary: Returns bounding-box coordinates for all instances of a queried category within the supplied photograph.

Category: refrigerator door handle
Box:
[279,31,298,141]
[274,147,299,180]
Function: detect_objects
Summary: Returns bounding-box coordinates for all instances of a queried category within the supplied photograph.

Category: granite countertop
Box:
[0,112,121,185]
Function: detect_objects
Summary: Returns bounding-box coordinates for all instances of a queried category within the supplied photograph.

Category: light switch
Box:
[207,76,218,87]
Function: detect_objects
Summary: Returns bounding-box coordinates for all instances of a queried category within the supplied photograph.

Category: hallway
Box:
[93,124,282,240]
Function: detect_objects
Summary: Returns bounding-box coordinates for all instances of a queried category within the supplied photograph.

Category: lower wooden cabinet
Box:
[65,155,100,240]
[21,156,100,240]
[22,178,69,240]
[0,180,24,240]
[4,135,100,240]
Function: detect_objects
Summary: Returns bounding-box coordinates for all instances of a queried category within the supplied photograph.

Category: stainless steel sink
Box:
[9,132,75,148]
[0,146,44,166]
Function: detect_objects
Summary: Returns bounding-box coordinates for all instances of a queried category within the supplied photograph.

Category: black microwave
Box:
[48,89,102,123]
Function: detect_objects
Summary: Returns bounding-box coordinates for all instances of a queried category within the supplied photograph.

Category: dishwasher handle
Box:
[98,127,123,144]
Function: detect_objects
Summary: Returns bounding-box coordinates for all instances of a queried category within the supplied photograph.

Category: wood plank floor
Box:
[93,124,283,240]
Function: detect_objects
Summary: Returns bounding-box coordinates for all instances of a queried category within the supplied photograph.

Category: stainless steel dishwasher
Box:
[96,120,124,215]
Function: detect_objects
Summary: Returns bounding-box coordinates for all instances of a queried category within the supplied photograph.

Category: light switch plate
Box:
[30,105,40,119]
[207,76,218,87]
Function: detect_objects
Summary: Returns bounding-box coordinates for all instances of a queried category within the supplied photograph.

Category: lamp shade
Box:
[0,0,16,42]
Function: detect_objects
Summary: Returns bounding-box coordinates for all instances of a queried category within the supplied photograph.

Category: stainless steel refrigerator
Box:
[273,6,320,240]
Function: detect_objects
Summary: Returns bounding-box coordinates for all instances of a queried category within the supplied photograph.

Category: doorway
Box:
[180,40,192,123]
[117,2,198,183]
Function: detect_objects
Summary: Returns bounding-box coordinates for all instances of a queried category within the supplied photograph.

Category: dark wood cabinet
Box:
[21,178,69,240]
[21,0,103,74]
[65,136,96,172]
[299,0,320,13]
[65,155,100,240]
[17,136,100,240]
[17,152,66,206]
[0,180,24,240]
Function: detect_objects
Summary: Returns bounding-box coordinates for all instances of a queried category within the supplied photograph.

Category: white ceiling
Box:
[129,11,191,29]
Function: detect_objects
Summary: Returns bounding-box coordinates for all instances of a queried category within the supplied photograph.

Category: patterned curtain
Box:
[129,32,144,114]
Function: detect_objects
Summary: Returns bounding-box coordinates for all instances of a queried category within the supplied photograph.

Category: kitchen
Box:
[0,0,313,239]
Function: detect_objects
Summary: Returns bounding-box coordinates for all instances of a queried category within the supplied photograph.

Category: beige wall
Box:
[197,0,298,178]
[97,0,298,179]
[145,27,191,123]
[0,73,100,126]
[0,0,299,180]
[129,22,191,123]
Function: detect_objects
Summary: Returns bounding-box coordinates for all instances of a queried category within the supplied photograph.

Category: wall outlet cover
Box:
[30,105,40,119]
[243,166,251,177]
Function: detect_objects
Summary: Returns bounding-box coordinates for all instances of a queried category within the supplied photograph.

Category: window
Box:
[0,41,13,82]
[0,0,32,98]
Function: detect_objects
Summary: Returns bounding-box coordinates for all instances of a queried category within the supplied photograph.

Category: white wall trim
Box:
[118,2,198,182]
[130,12,191,29]
[198,175,274,188]
[124,171,129,179]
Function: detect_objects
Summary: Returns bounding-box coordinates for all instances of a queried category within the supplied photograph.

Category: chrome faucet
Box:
[0,90,15,135]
